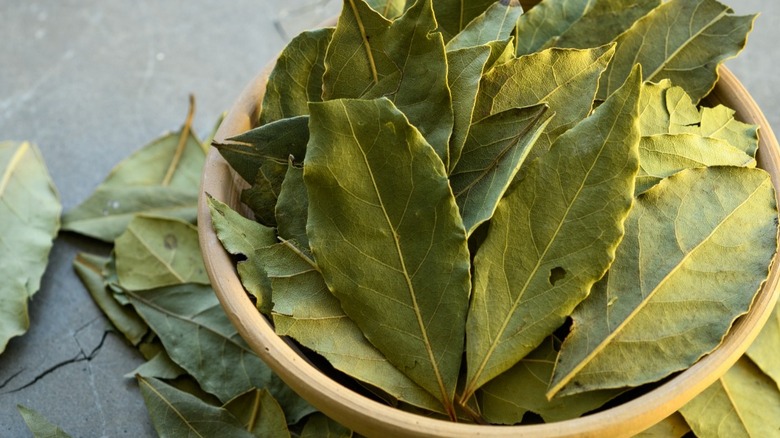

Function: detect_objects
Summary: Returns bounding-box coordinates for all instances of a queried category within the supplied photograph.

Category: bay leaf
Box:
[485,37,515,71]
[480,337,621,424]
[300,412,352,438]
[125,283,314,423]
[697,105,760,158]
[208,195,277,314]
[549,166,778,397]
[215,115,309,184]
[0,141,61,353]
[633,413,691,438]
[73,252,148,346]
[126,350,186,380]
[365,0,406,19]
[433,0,496,42]
[17,405,73,438]
[241,159,288,227]
[474,45,614,166]
[597,0,756,103]
[636,134,756,194]
[259,29,334,126]
[445,0,523,52]
[137,375,255,438]
[62,103,204,241]
[275,160,309,249]
[264,242,443,413]
[680,357,780,438]
[463,67,641,400]
[449,104,552,235]
[224,389,290,438]
[305,98,471,417]
[514,0,593,57]
[322,0,453,163]
[554,0,660,50]
[114,216,209,291]
[747,302,780,391]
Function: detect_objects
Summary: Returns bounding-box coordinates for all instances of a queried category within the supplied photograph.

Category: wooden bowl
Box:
[197,63,780,437]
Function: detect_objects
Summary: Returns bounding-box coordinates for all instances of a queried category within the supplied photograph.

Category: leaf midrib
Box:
[139,377,207,438]
[127,227,186,284]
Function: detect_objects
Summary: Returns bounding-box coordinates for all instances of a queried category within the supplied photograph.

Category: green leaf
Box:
[636,134,756,194]
[224,389,290,438]
[464,67,641,400]
[208,195,277,314]
[259,29,334,125]
[475,45,615,167]
[242,159,288,227]
[265,242,443,413]
[305,98,471,417]
[323,0,453,164]
[114,216,209,291]
[137,375,255,438]
[300,413,352,438]
[365,0,406,19]
[0,141,61,353]
[480,337,621,424]
[215,115,309,184]
[747,302,780,391]
[62,106,204,241]
[74,252,148,346]
[514,0,593,57]
[126,283,314,423]
[633,413,691,438]
[450,104,552,235]
[696,105,760,158]
[126,350,186,380]
[433,0,497,42]
[554,0,661,50]
[17,405,73,438]
[485,38,515,71]
[446,1,523,52]
[597,0,756,103]
[549,167,778,397]
[680,357,780,438]
[275,161,309,249]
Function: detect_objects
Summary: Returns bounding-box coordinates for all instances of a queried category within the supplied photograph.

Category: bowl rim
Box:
[197,63,780,437]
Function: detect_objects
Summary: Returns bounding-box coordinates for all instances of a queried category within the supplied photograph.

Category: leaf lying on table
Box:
[224,388,290,438]
[747,302,780,391]
[0,141,61,354]
[17,405,73,438]
[300,413,353,438]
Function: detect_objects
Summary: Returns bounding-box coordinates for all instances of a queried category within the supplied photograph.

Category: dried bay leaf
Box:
[633,413,691,438]
[680,357,780,438]
[17,405,73,438]
[433,0,497,42]
[463,67,641,400]
[445,0,523,52]
[305,98,471,417]
[365,0,406,19]
[0,141,61,353]
[597,0,756,102]
[450,104,552,235]
[241,159,288,227]
[224,389,290,438]
[259,29,333,125]
[126,349,186,380]
[114,216,209,291]
[514,0,593,57]
[323,0,453,164]
[549,167,778,398]
[137,375,255,438]
[697,105,760,158]
[275,161,309,250]
[554,0,660,50]
[300,413,352,438]
[747,302,780,391]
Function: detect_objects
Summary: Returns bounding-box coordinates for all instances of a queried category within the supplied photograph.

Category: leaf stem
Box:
[348,0,379,85]
[162,95,196,187]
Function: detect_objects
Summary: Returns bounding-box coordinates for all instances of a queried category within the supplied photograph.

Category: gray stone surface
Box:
[0,0,777,437]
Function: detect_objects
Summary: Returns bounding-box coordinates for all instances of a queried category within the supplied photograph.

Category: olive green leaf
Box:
[0,141,60,354]
[680,357,780,438]
[696,105,760,158]
[73,253,148,346]
[224,389,290,438]
[485,37,515,71]
[241,159,288,227]
[17,405,73,438]
[207,195,277,314]
[633,413,691,438]
[265,242,443,413]
[480,337,622,424]
[62,102,203,241]
[275,161,309,248]
[114,216,209,291]
[554,0,660,50]
[549,167,778,398]
[126,350,186,380]
[514,0,593,57]
[446,0,523,52]
[475,45,615,166]
[463,67,641,400]
[137,375,255,438]
[446,45,492,173]
[433,0,497,42]
[305,98,471,417]
[747,302,780,391]
[215,115,309,184]
[636,134,756,194]
[450,104,552,235]
[365,0,406,19]
[323,0,453,163]
[259,29,334,126]
[301,413,352,438]
[125,283,314,423]
[597,0,756,103]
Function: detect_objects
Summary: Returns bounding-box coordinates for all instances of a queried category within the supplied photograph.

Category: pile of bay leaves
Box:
[209,0,780,431]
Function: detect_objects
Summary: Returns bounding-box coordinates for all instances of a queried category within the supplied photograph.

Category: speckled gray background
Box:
[0,1,777,436]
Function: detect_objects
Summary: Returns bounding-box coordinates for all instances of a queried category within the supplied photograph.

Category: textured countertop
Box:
[0,1,777,436]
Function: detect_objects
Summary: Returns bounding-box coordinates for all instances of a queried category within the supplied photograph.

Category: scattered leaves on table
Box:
[17,405,73,438]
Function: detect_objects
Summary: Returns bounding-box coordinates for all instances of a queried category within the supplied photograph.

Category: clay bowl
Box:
[198,62,780,437]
